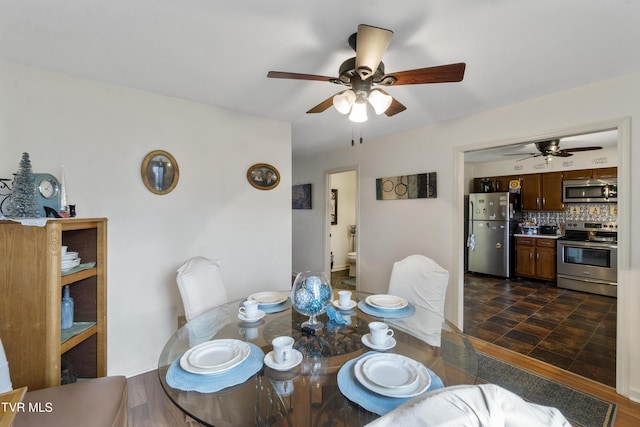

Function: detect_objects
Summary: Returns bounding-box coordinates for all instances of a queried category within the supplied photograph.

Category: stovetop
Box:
[561,220,617,243]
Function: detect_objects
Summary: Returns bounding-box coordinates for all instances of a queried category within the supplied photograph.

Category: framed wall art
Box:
[330,189,338,225]
[292,184,312,209]
[247,163,280,190]
[141,150,179,195]
[375,172,437,200]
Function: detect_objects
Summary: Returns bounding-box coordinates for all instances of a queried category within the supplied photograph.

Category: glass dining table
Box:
[158,291,478,427]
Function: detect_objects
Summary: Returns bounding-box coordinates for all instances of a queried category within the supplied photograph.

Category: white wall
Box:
[292,70,640,400]
[330,171,357,271]
[0,61,292,376]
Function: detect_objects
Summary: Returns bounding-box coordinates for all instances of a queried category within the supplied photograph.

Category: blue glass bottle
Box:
[61,285,74,329]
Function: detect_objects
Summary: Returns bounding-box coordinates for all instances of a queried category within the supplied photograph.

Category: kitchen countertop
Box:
[514,234,563,239]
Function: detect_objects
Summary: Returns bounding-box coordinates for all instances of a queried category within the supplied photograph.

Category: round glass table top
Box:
[158,291,478,427]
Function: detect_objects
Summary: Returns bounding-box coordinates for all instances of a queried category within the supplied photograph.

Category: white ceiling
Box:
[1,1,639,159]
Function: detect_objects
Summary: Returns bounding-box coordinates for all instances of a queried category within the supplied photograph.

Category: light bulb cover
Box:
[349,96,368,123]
[368,89,393,115]
[333,90,356,115]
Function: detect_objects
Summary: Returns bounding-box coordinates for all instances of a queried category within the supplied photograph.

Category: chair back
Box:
[388,255,449,316]
[176,257,228,322]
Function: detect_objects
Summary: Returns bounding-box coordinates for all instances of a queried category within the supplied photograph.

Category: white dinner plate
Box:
[247,292,288,306]
[61,252,79,261]
[365,294,408,311]
[61,258,81,271]
[180,339,250,374]
[361,354,419,389]
[354,354,431,398]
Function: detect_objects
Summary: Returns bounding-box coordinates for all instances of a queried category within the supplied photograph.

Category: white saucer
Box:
[237,310,265,323]
[332,300,357,310]
[264,350,303,371]
[361,333,396,351]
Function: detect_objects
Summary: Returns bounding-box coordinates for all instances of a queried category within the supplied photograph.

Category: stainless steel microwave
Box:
[563,178,617,203]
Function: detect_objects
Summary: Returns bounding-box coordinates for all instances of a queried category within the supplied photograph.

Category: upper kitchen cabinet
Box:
[592,167,617,178]
[562,167,617,180]
[521,172,563,211]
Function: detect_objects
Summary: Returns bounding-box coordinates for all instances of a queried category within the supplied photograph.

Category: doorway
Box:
[456,120,630,394]
[327,170,358,291]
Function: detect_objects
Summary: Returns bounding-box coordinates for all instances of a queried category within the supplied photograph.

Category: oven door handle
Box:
[558,240,617,249]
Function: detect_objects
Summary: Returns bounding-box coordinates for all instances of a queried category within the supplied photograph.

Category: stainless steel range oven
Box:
[557,221,617,297]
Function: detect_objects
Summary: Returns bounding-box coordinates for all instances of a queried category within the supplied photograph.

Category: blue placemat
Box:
[166,342,264,392]
[337,351,444,415]
[357,300,416,319]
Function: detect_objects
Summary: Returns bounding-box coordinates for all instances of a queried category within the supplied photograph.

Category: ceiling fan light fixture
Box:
[368,89,392,115]
[333,90,356,115]
[348,94,368,123]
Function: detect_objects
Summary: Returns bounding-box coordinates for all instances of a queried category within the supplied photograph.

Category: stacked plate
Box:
[365,295,408,310]
[353,353,431,398]
[180,339,250,374]
[61,251,81,272]
[358,294,414,318]
[247,291,290,313]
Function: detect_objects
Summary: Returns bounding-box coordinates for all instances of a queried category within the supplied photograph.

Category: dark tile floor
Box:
[464,273,617,387]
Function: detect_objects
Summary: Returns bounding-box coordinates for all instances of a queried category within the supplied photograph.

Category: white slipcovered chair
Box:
[365,384,570,427]
[176,257,228,322]
[388,254,449,317]
[387,255,450,348]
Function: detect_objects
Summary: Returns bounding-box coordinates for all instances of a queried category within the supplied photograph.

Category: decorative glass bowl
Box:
[290,271,333,330]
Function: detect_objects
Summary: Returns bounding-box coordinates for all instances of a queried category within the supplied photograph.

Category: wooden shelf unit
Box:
[0,217,107,391]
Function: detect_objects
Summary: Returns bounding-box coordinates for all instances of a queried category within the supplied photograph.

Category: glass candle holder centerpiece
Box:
[291,271,333,331]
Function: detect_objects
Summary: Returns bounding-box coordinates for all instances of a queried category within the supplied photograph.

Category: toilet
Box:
[347,252,356,277]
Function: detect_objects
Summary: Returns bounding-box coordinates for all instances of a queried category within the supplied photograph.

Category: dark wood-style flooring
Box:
[464,272,617,387]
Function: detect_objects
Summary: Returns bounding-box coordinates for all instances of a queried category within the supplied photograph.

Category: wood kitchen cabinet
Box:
[521,172,563,211]
[515,236,556,281]
[563,167,617,180]
[0,218,107,390]
[592,167,617,178]
[563,169,593,180]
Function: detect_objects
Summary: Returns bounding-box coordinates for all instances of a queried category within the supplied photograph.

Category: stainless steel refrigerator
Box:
[467,192,521,278]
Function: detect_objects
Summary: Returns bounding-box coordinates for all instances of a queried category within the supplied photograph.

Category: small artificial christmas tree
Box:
[9,152,38,217]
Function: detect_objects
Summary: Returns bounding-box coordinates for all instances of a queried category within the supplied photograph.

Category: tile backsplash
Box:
[523,203,618,225]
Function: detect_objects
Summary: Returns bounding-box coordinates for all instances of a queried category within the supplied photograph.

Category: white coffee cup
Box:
[61,246,68,255]
[239,326,259,340]
[272,336,295,365]
[338,290,352,307]
[369,321,394,346]
[239,300,259,318]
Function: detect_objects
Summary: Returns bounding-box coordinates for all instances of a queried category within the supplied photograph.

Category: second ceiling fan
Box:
[506,140,603,162]
[267,24,466,122]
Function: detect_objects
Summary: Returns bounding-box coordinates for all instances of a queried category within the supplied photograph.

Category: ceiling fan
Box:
[267,24,466,122]
[506,139,603,162]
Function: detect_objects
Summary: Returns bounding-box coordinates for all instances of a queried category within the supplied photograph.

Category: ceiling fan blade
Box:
[384,63,466,86]
[267,71,335,82]
[306,93,342,114]
[560,146,603,153]
[355,24,393,80]
[503,153,537,157]
[554,152,573,157]
[377,89,406,116]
